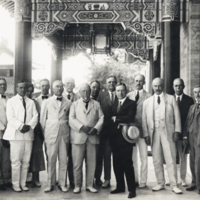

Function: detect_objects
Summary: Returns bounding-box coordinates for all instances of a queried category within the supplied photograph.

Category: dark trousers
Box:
[112,146,136,192]
[95,138,111,181]
[67,143,74,184]
[189,136,200,189]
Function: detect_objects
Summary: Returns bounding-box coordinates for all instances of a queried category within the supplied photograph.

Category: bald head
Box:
[52,80,64,96]
[152,78,164,95]
[173,78,185,95]
[64,77,75,93]
[134,74,146,90]
[79,83,91,101]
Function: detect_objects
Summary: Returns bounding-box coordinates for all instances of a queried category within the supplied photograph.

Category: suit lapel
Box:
[85,99,94,114]
[0,98,5,110]
[137,90,146,104]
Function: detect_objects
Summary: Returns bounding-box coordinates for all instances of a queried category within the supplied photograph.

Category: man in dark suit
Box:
[183,86,200,194]
[90,81,100,100]
[110,83,137,198]
[95,76,117,188]
[173,78,194,187]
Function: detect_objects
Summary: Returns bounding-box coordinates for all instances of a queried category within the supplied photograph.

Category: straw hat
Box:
[122,125,139,144]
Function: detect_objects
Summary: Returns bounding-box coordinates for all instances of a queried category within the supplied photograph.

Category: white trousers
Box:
[72,139,96,188]
[152,127,177,187]
[10,140,33,187]
[132,137,148,184]
[45,135,69,187]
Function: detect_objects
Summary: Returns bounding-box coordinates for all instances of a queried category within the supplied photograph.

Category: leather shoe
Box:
[152,185,165,191]
[73,187,81,194]
[172,187,182,194]
[33,181,41,187]
[0,185,6,191]
[86,187,98,193]
[21,186,29,191]
[110,188,125,194]
[102,180,110,188]
[44,186,54,193]
[138,183,146,189]
[135,182,139,187]
[186,185,196,191]
[181,180,188,187]
[12,186,22,192]
[128,191,136,198]
[95,179,103,186]
[198,189,200,194]
[58,185,68,193]
[165,182,170,186]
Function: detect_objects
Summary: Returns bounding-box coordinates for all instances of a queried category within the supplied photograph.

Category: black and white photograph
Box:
[0,0,200,199]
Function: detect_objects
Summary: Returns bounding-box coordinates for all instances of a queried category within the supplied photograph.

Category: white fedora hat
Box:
[122,125,140,144]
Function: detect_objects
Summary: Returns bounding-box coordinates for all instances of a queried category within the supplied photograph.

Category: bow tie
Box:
[42,96,48,100]
[1,95,6,99]
[57,97,62,101]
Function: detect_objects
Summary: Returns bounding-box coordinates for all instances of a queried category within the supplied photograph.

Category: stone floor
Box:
[0,157,199,200]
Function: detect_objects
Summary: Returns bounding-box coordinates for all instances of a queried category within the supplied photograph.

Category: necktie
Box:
[111,92,114,104]
[22,97,26,123]
[1,95,6,99]
[67,94,71,100]
[157,96,160,104]
[83,100,89,110]
[42,96,48,100]
[135,91,139,103]
[57,97,62,101]
[177,97,180,107]
[117,101,121,113]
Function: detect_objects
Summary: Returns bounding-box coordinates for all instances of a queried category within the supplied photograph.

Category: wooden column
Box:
[14,0,32,93]
[163,22,180,94]
[51,45,63,94]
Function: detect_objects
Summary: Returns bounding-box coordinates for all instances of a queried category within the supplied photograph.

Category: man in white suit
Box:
[69,83,104,194]
[3,81,38,192]
[63,77,80,188]
[142,78,182,194]
[0,78,11,191]
[40,80,71,193]
[127,74,151,189]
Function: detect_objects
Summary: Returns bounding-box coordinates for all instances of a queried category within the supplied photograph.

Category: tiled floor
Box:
[0,157,199,200]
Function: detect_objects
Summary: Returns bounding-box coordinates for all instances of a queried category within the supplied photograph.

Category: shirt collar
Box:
[136,89,144,94]
[108,90,115,96]
[81,97,90,103]
[65,91,73,96]
[53,95,62,99]
[119,97,127,105]
[0,94,5,98]
[175,93,183,100]
[17,94,26,100]
[154,92,163,98]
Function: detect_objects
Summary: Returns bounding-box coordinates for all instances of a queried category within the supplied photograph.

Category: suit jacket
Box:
[183,104,200,146]
[3,95,38,141]
[69,98,104,145]
[127,90,151,138]
[63,91,80,103]
[110,98,136,149]
[0,97,8,139]
[142,93,181,145]
[40,96,71,145]
[35,94,51,112]
[174,94,194,137]
[97,90,118,139]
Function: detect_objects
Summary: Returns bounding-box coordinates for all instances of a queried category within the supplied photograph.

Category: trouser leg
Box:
[138,138,148,184]
[58,137,68,186]
[194,145,200,189]
[103,138,111,181]
[46,141,58,186]
[124,147,136,192]
[72,143,85,187]
[189,143,196,185]
[67,143,74,184]
[95,143,103,181]
[132,145,138,183]
[86,140,96,187]
[20,141,32,187]
[152,128,165,186]
[160,130,177,187]
[10,141,24,188]
[112,148,125,190]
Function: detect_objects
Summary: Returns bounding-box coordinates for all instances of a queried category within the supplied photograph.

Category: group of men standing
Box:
[0,74,200,198]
